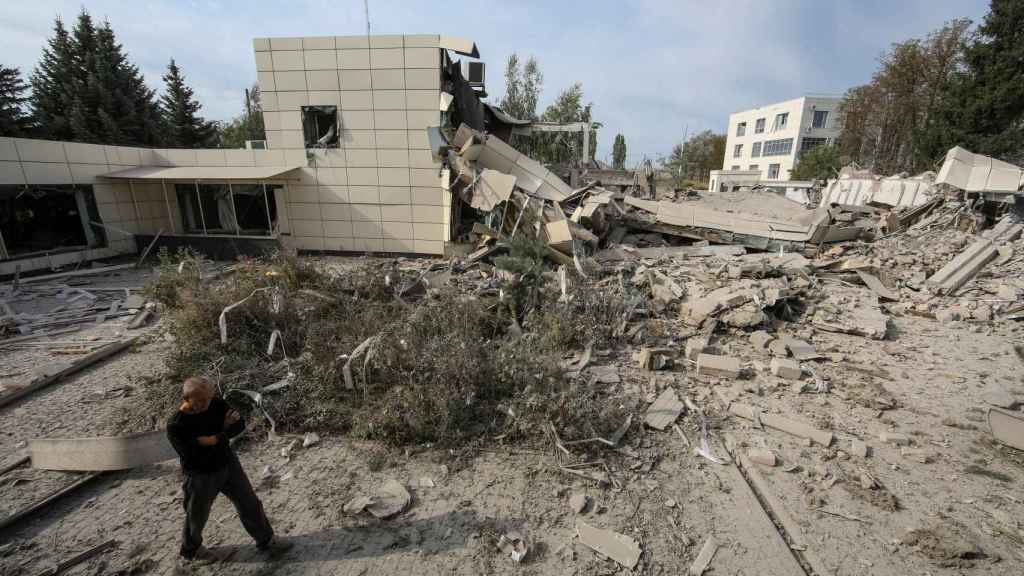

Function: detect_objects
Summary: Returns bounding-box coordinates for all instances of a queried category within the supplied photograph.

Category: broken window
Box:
[767,164,781,179]
[733,144,743,158]
[731,165,741,170]
[736,122,746,137]
[762,138,793,156]
[0,185,104,259]
[812,110,829,129]
[302,105,339,148]
[799,137,828,154]
[749,164,759,171]
[773,113,788,131]
[754,118,765,134]
[751,142,762,157]
[174,183,280,236]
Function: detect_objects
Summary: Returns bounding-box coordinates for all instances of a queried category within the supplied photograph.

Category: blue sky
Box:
[1,0,990,164]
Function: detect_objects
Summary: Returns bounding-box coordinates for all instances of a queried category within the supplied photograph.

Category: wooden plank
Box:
[14,263,136,286]
[0,338,138,410]
[30,430,175,472]
[0,455,30,476]
[135,229,163,268]
[33,539,116,576]
[0,473,102,532]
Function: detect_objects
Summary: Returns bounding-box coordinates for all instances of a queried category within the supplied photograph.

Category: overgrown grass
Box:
[129,249,631,448]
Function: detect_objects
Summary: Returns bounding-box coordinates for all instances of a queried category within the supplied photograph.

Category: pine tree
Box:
[30,10,164,146]
[160,59,218,148]
[0,66,33,136]
[94,21,163,146]
[30,17,77,140]
[612,134,627,169]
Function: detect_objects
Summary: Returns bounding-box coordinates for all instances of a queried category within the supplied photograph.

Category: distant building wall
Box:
[721,96,841,183]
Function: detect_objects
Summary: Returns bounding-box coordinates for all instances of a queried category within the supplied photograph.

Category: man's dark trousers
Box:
[180,451,273,558]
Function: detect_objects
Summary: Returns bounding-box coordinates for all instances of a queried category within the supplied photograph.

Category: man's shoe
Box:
[258,536,294,556]
[179,546,223,565]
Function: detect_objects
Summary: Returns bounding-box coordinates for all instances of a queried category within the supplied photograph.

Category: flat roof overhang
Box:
[100,165,303,180]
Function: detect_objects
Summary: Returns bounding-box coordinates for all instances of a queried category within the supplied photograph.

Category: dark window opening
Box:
[0,185,104,259]
[302,105,339,148]
[174,183,280,236]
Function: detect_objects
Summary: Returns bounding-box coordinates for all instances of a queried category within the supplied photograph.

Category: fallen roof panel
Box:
[936,146,1024,193]
[439,35,479,58]
[101,165,302,180]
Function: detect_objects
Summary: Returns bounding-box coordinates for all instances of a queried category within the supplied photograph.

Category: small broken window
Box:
[736,122,746,137]
[773,113,789,131]
[302,105,339,148]
[733,144,743,158]
[767,163,781,179]
[754,118,765,134]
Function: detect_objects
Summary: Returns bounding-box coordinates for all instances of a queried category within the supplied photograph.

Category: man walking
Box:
[167,376,291,562]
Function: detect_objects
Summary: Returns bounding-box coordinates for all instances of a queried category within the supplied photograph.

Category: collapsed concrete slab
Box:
[936,146,1024,197]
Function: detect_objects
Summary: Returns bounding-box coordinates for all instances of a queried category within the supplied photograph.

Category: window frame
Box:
[767,163,781,179]
[754,118,765,134]
[733,144,743,158]
[812,110,829,129]
[736,122,746,137]
[301,105,340,149]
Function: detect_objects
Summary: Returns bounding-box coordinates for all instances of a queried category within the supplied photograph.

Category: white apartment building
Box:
[715,95,841,186]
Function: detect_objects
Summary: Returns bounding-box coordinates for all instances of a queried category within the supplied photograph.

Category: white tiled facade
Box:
[254,34,448,255]
[721,96,841,182]
[0,34,455,274]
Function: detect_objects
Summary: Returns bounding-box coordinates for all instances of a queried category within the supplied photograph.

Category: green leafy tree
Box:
[0,66,33,136]
[790,144,841,181]
[500,53,543,155]
[533,83,600,165]
[160,59,218,148]
[219,85,266,148]
[662,130,726,183]
[953,0,1024,162]
[612,134,626,169]
[839,19,971,174]
[500,53,543,121]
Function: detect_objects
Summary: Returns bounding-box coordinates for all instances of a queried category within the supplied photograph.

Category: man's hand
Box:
[224,409,240,428]
[197,435,219,446]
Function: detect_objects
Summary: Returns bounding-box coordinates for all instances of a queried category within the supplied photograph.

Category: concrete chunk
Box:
[645,387,684,431]
[749,330,775,350]
[747,448,777,467]
[850,439,869,458]
[768,339,789,358]
[880,431,910,446]
[696,353,740,379]
[685,337,709,361]
[770,358,802,379]
[576,520,642,569]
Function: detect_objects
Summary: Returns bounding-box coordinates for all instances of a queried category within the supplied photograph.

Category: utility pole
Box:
[678,123,688,179]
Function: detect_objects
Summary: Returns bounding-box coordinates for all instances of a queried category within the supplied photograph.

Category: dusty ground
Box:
[1,256,1023,576]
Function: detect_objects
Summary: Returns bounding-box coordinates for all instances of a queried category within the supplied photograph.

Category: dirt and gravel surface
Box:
[1,252,1023,576]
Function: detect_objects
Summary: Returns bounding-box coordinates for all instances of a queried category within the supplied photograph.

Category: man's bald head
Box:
[181,376,215,414]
